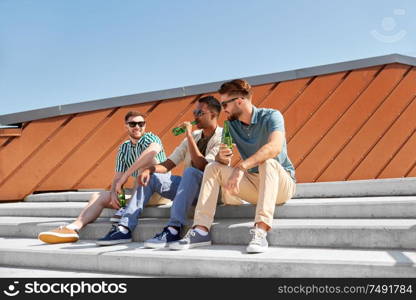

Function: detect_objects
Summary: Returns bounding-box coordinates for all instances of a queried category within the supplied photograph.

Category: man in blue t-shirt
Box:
[170,79,296,253]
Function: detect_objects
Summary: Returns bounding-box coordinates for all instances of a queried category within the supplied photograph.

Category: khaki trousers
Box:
[193,159,296,229]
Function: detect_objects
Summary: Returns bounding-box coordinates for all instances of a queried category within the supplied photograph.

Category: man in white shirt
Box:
[96,96,223,247]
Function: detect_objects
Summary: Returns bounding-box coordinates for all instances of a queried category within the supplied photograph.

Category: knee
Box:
[259,159,278,170]
[205,162,222,174]
[183,167,203,180]
[91,191,111,205]
[183,167,200,176]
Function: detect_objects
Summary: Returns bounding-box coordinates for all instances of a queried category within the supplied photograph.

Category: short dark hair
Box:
[218,79,252,99]
[198,96,221,116]
[124,111,145,123]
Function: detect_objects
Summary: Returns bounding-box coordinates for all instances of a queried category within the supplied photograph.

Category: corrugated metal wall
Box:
[1,63,416,201]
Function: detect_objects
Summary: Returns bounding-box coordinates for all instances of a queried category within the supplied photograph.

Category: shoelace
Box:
[183,229,196,240]
[154,230,168,239]
[110,224,119,233]
[249,229,266,245]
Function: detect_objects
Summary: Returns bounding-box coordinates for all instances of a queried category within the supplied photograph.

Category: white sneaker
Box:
[246,226,268,253]
[110,207,125,223]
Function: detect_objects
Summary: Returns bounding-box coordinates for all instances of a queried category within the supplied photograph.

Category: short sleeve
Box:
[115,143,127,173]
[168,138,188,166]
[204,129,222,163]
[140,132,163,148]
[268,110,285,133]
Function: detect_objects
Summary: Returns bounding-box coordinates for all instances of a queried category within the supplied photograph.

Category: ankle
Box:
[118,225,130,234]
[194,225,209,233]
[255,222,270,232]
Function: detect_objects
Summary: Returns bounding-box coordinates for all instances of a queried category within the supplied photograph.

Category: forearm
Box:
[122,146,160,179]
[238,143,279,170]
[148,161,173,174]
[110,173,124,193]
[186,132,207,170]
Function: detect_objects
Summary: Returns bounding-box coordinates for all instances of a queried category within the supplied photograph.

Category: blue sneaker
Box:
[96,225,132,246]
[169,228,211,250]
[144,227,181,249]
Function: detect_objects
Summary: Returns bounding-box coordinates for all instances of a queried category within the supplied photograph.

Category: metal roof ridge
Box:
[1,53,415,125]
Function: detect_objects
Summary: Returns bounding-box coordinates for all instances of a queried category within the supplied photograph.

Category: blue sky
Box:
[0,0,415,115]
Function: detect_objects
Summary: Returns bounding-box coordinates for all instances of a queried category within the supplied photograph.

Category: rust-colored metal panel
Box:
[288,66,381,167]
[407,162,416,177]
[319,67,416,181]
[296,63,409,182]
[349,96,416,180]
[0,117,69,186]
[0,137,11,147]
[1,111,114,199]
[35,109,114,191]
[378,130,416,178]
[258,78,312,112]
[251,84,277,106]
[284,72,347,140]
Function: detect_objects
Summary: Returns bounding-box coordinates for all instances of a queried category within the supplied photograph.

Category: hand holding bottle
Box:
[172,120,198,136]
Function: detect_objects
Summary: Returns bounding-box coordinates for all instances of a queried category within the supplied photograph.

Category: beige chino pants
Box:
[193,159,296,230]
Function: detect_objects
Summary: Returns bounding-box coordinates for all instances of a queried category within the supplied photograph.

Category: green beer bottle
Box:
[172,120,198,136]
[222,121,233,149]
[117,188,127,208]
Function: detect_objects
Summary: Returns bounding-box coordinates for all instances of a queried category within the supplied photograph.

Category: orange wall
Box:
[1,63,416,201]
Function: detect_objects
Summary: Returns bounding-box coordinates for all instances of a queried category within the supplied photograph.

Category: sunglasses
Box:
[127,121,146,128]
[193,109,208,117]
[221,97,241,108]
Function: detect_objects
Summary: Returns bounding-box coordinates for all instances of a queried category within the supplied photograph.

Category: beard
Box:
[227,109,242,122]
[128,130,142,140]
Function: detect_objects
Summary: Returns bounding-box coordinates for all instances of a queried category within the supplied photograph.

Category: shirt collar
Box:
[250,106,259,125]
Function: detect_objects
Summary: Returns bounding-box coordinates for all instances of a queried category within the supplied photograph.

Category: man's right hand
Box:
[138,168,152,186]
[216,143,233,165]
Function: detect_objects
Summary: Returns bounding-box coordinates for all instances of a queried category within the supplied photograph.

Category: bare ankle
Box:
[194,225,209,233]
[255,222,270,232]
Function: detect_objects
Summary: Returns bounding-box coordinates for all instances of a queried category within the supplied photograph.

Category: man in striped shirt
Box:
[38,111,167,244]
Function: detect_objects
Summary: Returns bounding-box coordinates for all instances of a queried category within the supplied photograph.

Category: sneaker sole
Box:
[143,242,167,249]
[38,233,79,244]
[169,241,211,250]
[95,239,132,246]
[246,245,268,254]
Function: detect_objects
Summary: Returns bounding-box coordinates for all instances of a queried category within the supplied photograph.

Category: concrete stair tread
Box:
[0,266,152,278]
[1,216,416,228]
[0,237,415,277]
[23,178,416,202]
[1,216,415,250]
[3,196,416,219]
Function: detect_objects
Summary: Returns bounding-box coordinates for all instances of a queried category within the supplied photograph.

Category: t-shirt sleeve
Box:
[204,129,222,163]
[115,144,127,173]
[168,138,187,166]
[268,110,285,133]
[141,132,163,148]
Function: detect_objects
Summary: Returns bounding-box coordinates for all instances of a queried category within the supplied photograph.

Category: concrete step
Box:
[1,237,415,277]
[24,177,416,203]
[0,266,152,278]
[2,197,416,219]
[1,216,415,250]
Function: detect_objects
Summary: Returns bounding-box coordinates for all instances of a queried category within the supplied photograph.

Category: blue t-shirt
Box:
[229,106,296,181]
